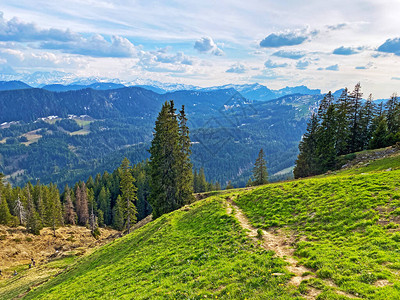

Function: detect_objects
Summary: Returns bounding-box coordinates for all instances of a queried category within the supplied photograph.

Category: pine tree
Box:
[359,94,375,150]
[119,158,138,233]
[33,181,45,220]
[252,148,269,186]
[335,88,351,155]
[316,92,337,172]
[197,168,207,192]
[25,186,42,235]
[177,105,194,205]
[294,113,319,178]
[76,182,89,226]
[46,184,63,236]
[0,193,12,225]
[63,186,76,225]
[215,182,221,191]
[369,116,389,149]
[149,101,182,218]
[193,169,199,193]
[98,187,111,225]
[112,195,124,230]
[226,181,234,190]
[246,178,253,187]
[385,93,400,145]
[348,83,364,153]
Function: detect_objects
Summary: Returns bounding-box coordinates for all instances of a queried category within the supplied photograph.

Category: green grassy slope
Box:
[25,197,300,299]
[235,155,400,299]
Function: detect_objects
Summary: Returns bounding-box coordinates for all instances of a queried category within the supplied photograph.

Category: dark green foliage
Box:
[252,148,269,186]
[25,186,43,235]
[45,184,63,236]
[149,101,195,218]
[295,83,400,178]
[0,194,13,225]
[294,113,319,178]
[0,88,313,190]
[118,158,138,233]
[370,116,388,149]
[177,105,195,205]
[55,119,82,132]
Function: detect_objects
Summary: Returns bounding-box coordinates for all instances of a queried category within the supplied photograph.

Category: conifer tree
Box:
[0,193,12,225]
[46,184,63,236]
[369,116,388,149]
[252,148,269,186]
[33,181,45,221]
[76,182,89,226]
[63,186,76,225]
[98,187,111,225]
[112,195,124,230]
[226,180,234,190]
[25,186,42,235]
[359,94,375,149]
[294,113,319,178]
[119,158,137,233]
[193,169,199,193]
[316,92,337,172]
[348,83,364,152]
[335,88,351,155]
[197,168,207,193]
[385,93,400,145]
[177,105,195,205]
[149,101,181,218]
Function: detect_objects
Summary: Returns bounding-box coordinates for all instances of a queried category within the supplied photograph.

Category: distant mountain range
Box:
[0,78,330,102]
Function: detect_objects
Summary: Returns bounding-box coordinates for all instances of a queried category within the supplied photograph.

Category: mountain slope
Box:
[0,81,32,91]
[0,88,318,188]
[234,153,400,299]
[24,197,297,299]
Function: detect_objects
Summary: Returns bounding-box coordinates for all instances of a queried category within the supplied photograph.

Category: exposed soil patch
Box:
[0,225,119,276]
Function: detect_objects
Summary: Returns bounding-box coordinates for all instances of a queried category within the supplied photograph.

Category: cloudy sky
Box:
[1,0,400,97]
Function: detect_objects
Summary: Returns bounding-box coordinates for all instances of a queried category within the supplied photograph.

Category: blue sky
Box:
[1,0,400,97]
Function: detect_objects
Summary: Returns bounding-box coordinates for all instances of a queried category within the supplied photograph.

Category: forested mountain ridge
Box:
[0,86,321,188]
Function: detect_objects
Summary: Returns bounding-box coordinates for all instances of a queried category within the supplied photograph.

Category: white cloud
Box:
[194,37,224,56]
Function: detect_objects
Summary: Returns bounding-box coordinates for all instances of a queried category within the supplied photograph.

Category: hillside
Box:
[23,197,297,299]
[16,151,400,300]
[0,226,119,300]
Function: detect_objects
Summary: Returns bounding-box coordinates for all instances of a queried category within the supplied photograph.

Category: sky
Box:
[1,0,400,97]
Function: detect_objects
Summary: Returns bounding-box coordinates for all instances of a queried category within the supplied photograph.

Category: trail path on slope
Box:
[226,198,360,300]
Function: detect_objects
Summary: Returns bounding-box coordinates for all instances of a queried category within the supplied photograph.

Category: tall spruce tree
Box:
[46,184,63,236]
[359,94,375,150]
[149,101,182,218]
[316,92,337,172]
[294,113,319,178]
[348,83,364,152]
[0,193,12,225]
[252,149,269,186]
[335,88,351,155]
[25,185,42,235]
[63,185,76,225]
[385,93,400,145]
[177,105,195,205]
[119,158,138,233]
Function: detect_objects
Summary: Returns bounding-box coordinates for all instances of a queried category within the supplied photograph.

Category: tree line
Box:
[0,101,223,234]
[294,83,400,178]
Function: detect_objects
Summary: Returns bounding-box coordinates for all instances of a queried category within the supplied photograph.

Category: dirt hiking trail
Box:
[226,197,360,300]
